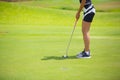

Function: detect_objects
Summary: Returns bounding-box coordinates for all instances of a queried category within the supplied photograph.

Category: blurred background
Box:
[0,0,120,80]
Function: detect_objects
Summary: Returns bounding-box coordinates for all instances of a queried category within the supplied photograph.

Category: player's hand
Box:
[76,12,80,21]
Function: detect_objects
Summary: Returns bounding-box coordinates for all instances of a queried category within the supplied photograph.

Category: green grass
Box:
[0,1,120,80]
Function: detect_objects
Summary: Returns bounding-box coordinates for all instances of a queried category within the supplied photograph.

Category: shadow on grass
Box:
[41,55,77,60]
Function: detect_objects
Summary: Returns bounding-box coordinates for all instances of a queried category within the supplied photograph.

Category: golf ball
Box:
[63,55,68,58]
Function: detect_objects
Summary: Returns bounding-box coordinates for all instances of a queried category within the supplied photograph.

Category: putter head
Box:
[62,55,68,58]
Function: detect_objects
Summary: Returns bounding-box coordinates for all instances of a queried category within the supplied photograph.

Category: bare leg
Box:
[82,20,91,51]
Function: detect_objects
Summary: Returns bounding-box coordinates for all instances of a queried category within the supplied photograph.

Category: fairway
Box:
[0,1,120,80]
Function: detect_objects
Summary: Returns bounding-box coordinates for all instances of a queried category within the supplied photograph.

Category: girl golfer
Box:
[76,0,95,58]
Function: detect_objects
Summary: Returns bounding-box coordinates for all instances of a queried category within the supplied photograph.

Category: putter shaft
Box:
[66,20,78,56]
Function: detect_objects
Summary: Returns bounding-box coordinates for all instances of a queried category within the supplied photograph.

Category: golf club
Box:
[63,19,78,58]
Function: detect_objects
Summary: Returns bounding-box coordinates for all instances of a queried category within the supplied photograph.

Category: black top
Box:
[79,0,92,5]
[79,0,92,8]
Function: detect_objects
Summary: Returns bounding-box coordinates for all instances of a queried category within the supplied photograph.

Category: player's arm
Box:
[76,0,86,20]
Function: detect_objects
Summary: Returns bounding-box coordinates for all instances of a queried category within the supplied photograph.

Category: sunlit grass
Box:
[0,1,120,80]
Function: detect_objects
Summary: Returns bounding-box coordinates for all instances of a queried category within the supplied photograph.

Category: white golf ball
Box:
[63,55,67,58]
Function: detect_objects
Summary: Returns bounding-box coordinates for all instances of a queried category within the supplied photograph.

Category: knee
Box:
[82,30,87,35]
[82,30,89,37]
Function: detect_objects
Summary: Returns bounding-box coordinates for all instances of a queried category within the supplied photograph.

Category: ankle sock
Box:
[85,51,90,55]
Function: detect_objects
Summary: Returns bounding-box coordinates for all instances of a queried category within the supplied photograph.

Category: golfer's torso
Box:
[79,0,95,16]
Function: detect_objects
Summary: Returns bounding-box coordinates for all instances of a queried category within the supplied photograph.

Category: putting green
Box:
[0,1,120,80]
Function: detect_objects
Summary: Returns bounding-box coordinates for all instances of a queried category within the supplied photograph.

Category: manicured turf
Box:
[0,1,120,80]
